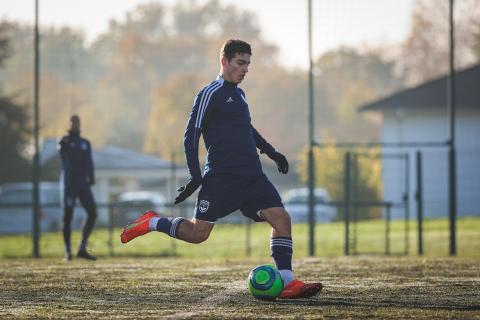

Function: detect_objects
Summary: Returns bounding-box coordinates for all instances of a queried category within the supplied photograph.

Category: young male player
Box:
[59,115,97,260]
[121,39,322,298]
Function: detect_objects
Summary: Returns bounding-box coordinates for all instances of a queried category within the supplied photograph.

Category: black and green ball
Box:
[247,264,284,300]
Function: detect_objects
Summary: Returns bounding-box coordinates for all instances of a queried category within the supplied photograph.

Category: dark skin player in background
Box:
[59,115,97,261]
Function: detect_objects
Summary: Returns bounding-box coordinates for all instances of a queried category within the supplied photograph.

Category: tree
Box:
[144,74,202,161]
[0,22,98,145]
[296,144,382,220]
[0,96,31,183]
[0,23,31,183]
[399,0,480,86]
[108,0,280,151]
[0,0,406,164]
[0,23,30,183]
[314,47,403,143]
[242,67,307,158]
[473,20,480,61]
[0,22,10,70]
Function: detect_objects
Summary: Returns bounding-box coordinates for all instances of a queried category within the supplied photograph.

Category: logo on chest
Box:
[226,97,234,103]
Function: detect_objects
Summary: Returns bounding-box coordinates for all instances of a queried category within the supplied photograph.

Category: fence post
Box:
[352,153,358,255]
[404,153,410,255]
[448,146,457,256]
[416,151,424,255]
[385,203,391,255]
[344,151,351,255]
[108,203,114,257]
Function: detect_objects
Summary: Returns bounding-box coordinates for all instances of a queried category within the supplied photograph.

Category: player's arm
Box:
[57,136,69,167]
[183,93,204,183]
[251,125,289,174]
[58,135,68,153]
[85,140,95,186]
[175,91,209,204]
[251,125,275,156]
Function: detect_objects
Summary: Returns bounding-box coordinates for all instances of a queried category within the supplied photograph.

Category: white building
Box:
[359,64,480,219]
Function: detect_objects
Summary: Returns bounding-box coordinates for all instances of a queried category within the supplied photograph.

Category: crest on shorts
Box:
[199,200,210,213]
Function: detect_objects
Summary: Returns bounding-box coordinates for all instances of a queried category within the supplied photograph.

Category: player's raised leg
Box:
[260,207,322,299]
[121,211,214,244]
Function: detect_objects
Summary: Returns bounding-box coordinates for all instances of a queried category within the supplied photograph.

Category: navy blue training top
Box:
[58,131,95,191]
[183,75,276,182]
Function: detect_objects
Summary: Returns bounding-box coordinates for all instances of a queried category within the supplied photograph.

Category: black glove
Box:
[58,136,69,148]
[267,151,289,174]
[174,178,201,204]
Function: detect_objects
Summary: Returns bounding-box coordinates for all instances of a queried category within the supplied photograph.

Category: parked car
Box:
[283,188,337,223]
[114,191,167,226]
[0,182,84,234]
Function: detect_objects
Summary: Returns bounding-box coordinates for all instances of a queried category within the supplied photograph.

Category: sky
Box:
[0,0,415,69]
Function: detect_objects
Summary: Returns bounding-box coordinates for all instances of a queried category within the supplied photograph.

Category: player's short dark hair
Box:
[70,114,80,122]
[220,39,252,61]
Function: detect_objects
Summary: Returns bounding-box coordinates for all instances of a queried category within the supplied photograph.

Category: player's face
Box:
[222,53,251,84]
[70,117,80,133]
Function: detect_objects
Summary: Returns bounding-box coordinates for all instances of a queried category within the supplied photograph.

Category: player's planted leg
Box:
[260,207,322,299]
[63,206,74,261]
[77,204,97,260]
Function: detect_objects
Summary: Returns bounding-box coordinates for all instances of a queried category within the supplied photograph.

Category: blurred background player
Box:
[121,39,322,298]
[58,115,97,260]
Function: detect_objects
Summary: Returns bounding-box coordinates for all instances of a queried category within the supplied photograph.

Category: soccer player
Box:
[58,115,97,261]
[121,39,322,298]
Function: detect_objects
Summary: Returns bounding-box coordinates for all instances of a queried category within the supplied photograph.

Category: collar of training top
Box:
[216,74,237,87]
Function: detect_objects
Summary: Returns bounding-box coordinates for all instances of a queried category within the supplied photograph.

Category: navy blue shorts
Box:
[194,174,283,223]
[62,187,96,209]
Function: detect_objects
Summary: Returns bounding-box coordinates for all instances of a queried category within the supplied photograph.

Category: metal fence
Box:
[1,141,480,258]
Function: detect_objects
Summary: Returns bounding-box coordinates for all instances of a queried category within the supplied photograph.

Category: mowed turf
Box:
[1,217,479,259]
[0,257,479,319]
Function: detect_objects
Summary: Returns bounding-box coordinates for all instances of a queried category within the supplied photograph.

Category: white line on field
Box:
[164,280,245,319]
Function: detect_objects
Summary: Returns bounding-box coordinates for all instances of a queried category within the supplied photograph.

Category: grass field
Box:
[0,217,479,259]
[0,256,479,319]
[0,217,479,318]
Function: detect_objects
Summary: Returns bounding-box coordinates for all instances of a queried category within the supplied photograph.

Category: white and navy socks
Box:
[270,236,294,285]
[149,217,185,239]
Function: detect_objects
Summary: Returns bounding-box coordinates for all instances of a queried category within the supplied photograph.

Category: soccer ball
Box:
[247,264,284,300]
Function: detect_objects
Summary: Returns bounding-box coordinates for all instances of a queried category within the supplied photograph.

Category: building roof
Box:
[358,64,480,112]
[40,138,173,170]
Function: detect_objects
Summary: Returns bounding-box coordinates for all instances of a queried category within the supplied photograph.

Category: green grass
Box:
[0,217,479,259]
[0,256,479,319]
[1,218,479,319]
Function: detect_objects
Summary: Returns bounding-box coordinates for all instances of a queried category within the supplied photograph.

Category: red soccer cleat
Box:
[278,279,322,299]
[120,211,159,244]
